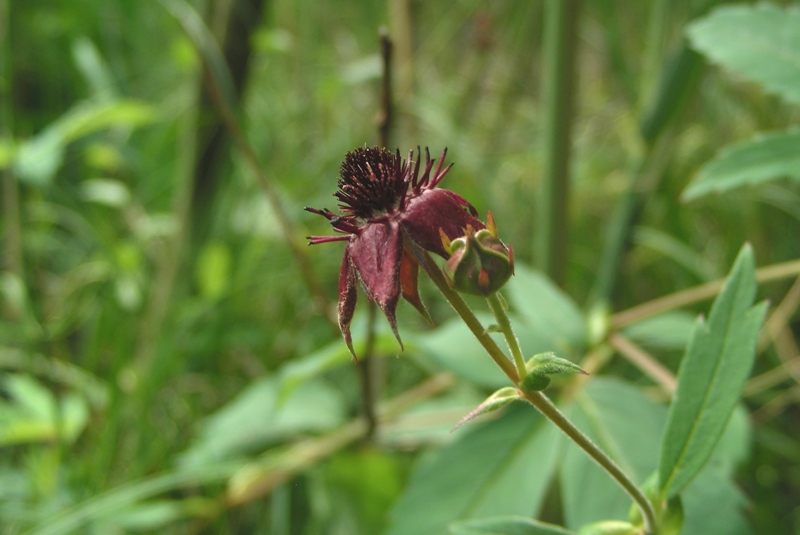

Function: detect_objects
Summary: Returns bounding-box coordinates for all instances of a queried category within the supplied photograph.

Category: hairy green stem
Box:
[486,293,527,379]
[521,389,657,535]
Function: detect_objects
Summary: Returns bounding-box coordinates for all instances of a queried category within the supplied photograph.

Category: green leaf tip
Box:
[452,387,520,431]
[682,129,800,201]
[520,352,588,392]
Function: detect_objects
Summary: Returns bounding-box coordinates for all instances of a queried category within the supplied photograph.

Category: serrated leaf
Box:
[386,406,560,535]
[682,129,800,201]
[687,4,800,105]
[658,244,767,497]
[449,516,575,535]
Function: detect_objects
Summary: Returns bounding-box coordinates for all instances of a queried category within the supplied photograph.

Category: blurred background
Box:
[1,0,799,533]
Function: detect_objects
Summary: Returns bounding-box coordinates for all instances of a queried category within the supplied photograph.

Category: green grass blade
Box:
[682,129,800,201]
[658,244,767,498]
[157,0,238,111]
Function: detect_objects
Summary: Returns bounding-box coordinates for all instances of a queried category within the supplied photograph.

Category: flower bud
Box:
[520,352,587,392]
[442,213,514,296]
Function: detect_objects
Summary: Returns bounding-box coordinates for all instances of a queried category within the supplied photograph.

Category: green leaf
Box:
[158,0,238,111]
[521,353,587,392]
[414,315,509,388]
[682,129,800,201]
[72,37,118,101]
[177,376,346,467]
[560,378,751,532]
[632,227,718,280]
[26,463,241,535]
[97,498,217,532]
[386,406,560,535]
[658,244,767,497]
[681,466,751,535]
[322,450,404,534]
[505,264,586,356]
[622,311,697,352]
[80,178,131,207]
[560,378,667,529]
[687,3,800,105]
[0,374,89,446]
[14,100,157,187]
[449,516,575,535]
[277,327,402,402]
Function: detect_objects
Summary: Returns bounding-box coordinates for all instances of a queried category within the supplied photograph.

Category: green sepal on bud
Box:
[441,212,514,296]
[520,352,588,392]
[452,386,520,431]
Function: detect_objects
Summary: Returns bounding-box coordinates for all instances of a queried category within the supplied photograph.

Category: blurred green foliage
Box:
[1,0,799,534]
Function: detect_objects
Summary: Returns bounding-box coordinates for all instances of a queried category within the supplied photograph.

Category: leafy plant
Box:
[2,1,799,534]
[683,3,800,200]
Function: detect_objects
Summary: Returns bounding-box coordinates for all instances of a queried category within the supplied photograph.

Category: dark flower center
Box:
[335,147,408,220]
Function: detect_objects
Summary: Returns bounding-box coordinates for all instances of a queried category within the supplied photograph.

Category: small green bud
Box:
[442,213,514,296]
[520,352,587,392]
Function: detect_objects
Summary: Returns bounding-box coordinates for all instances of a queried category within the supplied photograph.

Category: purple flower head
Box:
[305,146,486,359]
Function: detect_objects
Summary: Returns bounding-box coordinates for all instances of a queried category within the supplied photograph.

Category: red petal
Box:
[402,189,485,257]
[347,221,404,349]
[337,250,359,360]
[399,248,433,326]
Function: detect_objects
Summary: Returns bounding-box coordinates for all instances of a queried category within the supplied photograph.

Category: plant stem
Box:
[536,0,579,285]
[612,258,800,328]
[415,248,657,533]
[486,292,527,379]
[161,0,333,323]
[521,389,658,535]
[413,247,519,383]
[0,0,23,297]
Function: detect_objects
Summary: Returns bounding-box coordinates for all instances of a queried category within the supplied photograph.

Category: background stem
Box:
[535,0,579,286]
[358,29,396,441]
[0,0,23,295]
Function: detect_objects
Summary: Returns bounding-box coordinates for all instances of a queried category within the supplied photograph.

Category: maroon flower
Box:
[306,147,486,359]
